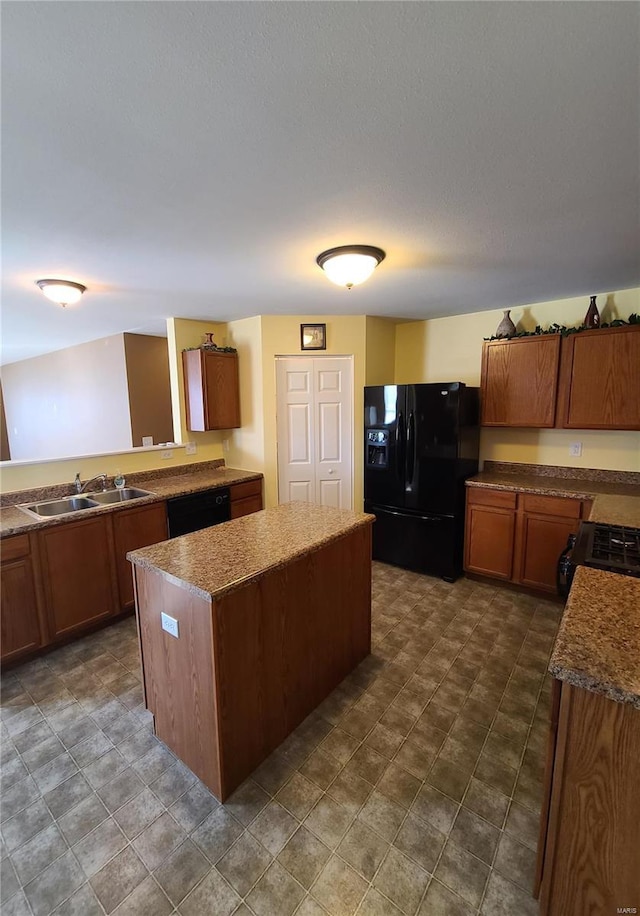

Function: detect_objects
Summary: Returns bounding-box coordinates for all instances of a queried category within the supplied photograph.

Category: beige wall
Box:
[365,317,397,385]
[1,335,132,462]
[123,334,174,447]
[395,288,640,471]
[226,316,265,475]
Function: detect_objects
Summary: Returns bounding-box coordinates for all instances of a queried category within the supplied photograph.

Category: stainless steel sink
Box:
[88,488,154,504]
[18,487,155,520]
[20,496,100,518]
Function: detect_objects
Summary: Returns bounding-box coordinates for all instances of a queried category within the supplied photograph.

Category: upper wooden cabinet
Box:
[481,335,561,427]
[183,349,241,431]
[556,325,640,430]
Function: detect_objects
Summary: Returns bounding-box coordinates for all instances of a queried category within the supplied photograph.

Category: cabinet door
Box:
[1,537,44,663]
[39,516,118,640]
[203,351,240,429]
[481,335,561,427]
[112,503,168,610]
[557,325,640,430]
[517,513,580,593]
[465,504,516,579]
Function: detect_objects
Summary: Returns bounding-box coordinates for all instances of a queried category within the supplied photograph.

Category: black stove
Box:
[572,522,640,578]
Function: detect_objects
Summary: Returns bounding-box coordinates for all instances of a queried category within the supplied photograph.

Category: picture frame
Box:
[300,323,327,351]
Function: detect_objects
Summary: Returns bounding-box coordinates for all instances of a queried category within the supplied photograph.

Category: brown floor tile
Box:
[337,819,388,880]
[434,839,490,908]
[419,879,475,915]
[450,806,501,865]
[311,854,368,916]
[153,838,210,906]
[278,825,331,889]
[411,783,458,835]
[373,846,430,915]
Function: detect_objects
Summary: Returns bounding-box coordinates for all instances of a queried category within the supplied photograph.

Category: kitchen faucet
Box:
[74,473,108,494]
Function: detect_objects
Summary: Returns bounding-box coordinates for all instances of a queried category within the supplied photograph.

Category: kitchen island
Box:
[128,502,373,801]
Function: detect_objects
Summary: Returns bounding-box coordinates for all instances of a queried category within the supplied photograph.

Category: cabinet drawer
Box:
[1,534,31,562]
[230,495,263,520]
[467,487,517,510]
[521,494,581,519]
[230,479,262,501]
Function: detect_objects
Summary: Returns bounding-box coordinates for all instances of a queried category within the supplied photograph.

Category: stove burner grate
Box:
[589,524,640,573]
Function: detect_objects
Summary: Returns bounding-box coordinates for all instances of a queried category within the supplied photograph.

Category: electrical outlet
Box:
[161,449,173,460]
[222,438,230,453]
[161,612,179,639]
[185,441,197,456]
[569,442,582,457]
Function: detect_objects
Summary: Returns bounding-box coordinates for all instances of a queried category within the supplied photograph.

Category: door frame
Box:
[274,354,355,509]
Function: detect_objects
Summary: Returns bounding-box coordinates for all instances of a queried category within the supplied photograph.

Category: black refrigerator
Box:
[364,382,479,581]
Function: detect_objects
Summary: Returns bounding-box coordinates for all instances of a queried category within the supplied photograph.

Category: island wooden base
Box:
[535,680,640,914]
[133,524,371,800]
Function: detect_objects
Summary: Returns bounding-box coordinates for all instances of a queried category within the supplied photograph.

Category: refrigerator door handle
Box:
[407,411,415,483]
[396,412,404,479]
[372,506,442,522]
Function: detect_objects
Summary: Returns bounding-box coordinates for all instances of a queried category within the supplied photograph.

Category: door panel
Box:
[319,478,342,508]
[277,357,353,509]
[288,404,312,463]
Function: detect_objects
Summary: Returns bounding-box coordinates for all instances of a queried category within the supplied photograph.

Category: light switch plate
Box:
[161,449,173,460]
[161,612,179,639]
[185,441,197,456]
[569,442,582,457]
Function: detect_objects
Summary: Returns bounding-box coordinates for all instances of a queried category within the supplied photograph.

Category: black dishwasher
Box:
[167,488,231,537]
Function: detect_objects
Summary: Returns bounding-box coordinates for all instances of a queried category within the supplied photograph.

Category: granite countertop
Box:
[0,465,262,538]
[549,566,640,709]
[128,502,374,602]
[467,466,640,528]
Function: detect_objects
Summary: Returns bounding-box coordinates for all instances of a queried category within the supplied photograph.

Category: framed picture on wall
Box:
[300,323,326,351]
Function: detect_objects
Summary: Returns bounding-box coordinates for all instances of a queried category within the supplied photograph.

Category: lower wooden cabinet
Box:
[536,679,640,914]
[0,534,47,664]
[112,502,168,609]
[230,479,263,520]
[465,487,590,594]
[465,489,517,579]
[39,516,119,640]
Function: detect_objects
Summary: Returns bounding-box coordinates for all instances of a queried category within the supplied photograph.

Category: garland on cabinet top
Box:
[484,313,639,342]
[183,344,237,353]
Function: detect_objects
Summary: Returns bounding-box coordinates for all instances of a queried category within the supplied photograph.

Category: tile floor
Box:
[0,562,561,916]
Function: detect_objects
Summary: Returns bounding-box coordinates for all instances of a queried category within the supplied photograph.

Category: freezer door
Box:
[364,385,406,508]
[366,503,462,581]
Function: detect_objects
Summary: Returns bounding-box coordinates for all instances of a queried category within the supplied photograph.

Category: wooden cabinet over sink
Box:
[481,324,640,430]
[183,349,241,431]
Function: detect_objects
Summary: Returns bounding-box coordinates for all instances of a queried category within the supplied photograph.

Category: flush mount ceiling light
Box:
[316,245,386,289]
[35,278,87,307]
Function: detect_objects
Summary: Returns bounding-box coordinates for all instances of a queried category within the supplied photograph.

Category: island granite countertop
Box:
[128,501,374,602]
[0,462,262,538]
[549,566,640,709]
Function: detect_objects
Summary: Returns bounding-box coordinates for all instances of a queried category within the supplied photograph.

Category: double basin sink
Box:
[20,488,154,520]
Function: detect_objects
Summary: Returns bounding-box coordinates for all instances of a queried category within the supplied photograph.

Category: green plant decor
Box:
[484,314,639,342]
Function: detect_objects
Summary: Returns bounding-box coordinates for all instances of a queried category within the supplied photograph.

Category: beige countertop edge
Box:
[0,468,263,539]
[128,509,375,603]
[549,567,640,710]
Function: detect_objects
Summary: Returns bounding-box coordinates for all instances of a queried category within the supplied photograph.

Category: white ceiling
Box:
[2,1,639,364]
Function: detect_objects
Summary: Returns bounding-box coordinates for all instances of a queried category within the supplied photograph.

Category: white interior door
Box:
[276,356,353,509]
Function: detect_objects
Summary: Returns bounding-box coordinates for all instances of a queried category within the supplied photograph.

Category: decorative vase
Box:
[584,296,600,329]
[495,310,516,339]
